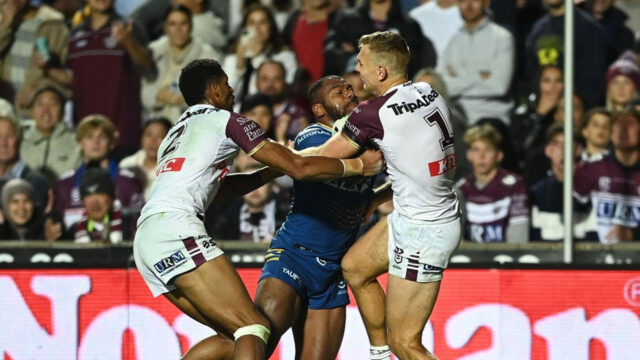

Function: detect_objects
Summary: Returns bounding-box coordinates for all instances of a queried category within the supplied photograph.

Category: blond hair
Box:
[358,31,410,76]
[0,116,21,143]
[463,124,502,149]
[76,114,119,143]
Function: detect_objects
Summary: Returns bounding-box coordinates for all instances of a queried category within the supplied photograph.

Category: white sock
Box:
[370,345,392,360]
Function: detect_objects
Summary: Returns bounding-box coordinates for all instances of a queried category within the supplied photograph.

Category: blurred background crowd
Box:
[0,0,638,245]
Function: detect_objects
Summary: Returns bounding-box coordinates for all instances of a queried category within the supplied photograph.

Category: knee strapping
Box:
[233,324,270,344]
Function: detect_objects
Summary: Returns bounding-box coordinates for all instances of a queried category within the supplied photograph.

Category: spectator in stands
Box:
[68,0,154,157]
[131,0,228,53]
[20,85,80,185]
[511,64,563,165]
[209,160,286,242]
[283,0,336,82]
[438,0,515,124]
[119,118,171,201]
[409,0,463,58]
[240,93,274,137]
[324,0,436,79]
[255,60,309,144]
[530,123,596,241]
[605,57,639,114]
[413,68,471,181]
[72,167,129,244]
[0,116,49,208]
[223,4,297,103]
[142,5,219,122]
[525,0,607,108]
[553,93,586,129]
[574,110,640,243]
[55,115,143,232]
[583,0,634,63]
[456,124,529,243]
[0,178,62,241]
[580,108,612,162]
[0,0,70,116]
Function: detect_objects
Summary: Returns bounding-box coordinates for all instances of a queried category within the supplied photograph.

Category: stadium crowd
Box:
[0,0,638,244]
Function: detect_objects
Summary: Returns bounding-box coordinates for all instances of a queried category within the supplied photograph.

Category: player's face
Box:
[467,140,502,175]
[7,193,34,226]
[608,75,637,107]
[213,76,235,111]
[256,64,285,99]
[582,113,612,149]
[0,121,18,164]
[539,67,563,101]
[611,113,640,151]
[244,104,273,131]
[165,10,192,49]
[355,45,380,96]
[33,90,63,134]
[344,72,373,102]
[141,123,169,161]
[458,0,487,24]
[320,78,359,120]
[80,128,112,161]
[83,193,113,222]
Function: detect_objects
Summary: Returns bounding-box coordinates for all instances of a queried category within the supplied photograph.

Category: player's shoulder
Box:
[498,169,525,188]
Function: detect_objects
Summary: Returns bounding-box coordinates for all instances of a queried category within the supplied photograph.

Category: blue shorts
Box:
[259,246,349,310]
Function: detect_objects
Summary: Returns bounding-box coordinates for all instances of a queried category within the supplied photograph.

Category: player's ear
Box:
[378,65,388,82]
[311,103,326,119]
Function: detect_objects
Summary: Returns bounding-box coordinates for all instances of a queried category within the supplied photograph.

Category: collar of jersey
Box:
[385,81,412,95]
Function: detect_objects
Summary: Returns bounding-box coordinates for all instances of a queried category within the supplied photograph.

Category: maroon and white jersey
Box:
[139,104,268,223]
[342,81,459,222]
[457,169,529,243]
[574,154,640,244]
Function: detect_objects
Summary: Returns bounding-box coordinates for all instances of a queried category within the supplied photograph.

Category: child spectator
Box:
[456,124,529,243]
[580,108,612,162]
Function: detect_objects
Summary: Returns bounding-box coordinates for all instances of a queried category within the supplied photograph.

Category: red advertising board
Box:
[1,268,639,359]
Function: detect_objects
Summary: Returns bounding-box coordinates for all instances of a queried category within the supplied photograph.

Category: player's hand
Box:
[358,149,385,177]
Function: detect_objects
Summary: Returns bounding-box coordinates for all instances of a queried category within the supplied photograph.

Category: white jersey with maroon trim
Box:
[342,81,459,222]
[139,104,268,223]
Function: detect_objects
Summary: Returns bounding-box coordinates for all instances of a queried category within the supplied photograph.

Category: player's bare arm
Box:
[214,166,283,203]
[250,140,383,180]
[294,131,361,159]
[363,181,393,222]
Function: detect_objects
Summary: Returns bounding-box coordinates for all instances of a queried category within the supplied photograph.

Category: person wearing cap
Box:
[0,178,62,241]
[605,57,639,113]
[20,85,81,185]
[72,167,128,244]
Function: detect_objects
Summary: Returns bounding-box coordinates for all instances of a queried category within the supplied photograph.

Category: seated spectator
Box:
[119,118,171,201]
[456,124,529,243]
[0,0,70,116]
[20,85,80,185]
[283,0,337,82]
[605,57,639,114]
[580,108,612,162]
[0,178,62,241]
[208,161,286,242]
[67,0,154,157]
[511,64,563,165]
[324,0,436,79]
[413,68,471,180]
[0,116,49,208]
[438,0,515,125]
[142,5,220,123]
[240,93,274,136]
[530,124,597,242]
[55,115,143,231]
[223,4,298,103]
[73,167,130,243]
[256,60,309,143]
[574,110,640,243]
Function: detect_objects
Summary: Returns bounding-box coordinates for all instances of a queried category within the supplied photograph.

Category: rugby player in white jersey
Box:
[297,32,461,360]
[133,59,384,360]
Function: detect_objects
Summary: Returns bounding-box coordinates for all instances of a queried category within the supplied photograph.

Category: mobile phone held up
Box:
[36,37,51,63]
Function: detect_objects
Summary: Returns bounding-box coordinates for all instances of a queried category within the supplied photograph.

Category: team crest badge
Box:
[502,175,516,186]
[598,177,611,191]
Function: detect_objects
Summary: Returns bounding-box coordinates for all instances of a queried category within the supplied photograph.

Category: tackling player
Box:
[299,32,462,360]
[133,59,384,360]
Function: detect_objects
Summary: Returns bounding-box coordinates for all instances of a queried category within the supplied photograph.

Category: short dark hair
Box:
[143,117,173,134]
[256,60,286,80]
[581,107,611,130]
[240,93,272,114]
[308,75,343,106]
[163,4,192,25]
[179,59,226,106]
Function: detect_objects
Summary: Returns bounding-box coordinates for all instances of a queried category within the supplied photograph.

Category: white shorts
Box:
[387,211,461,283]
[133,212,224,297]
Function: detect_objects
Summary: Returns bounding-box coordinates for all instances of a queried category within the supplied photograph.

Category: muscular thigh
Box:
[386,276,440,339]
[342,216,389,278]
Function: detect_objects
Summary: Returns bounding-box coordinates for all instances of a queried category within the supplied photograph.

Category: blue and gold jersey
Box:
[273,123,374,261]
